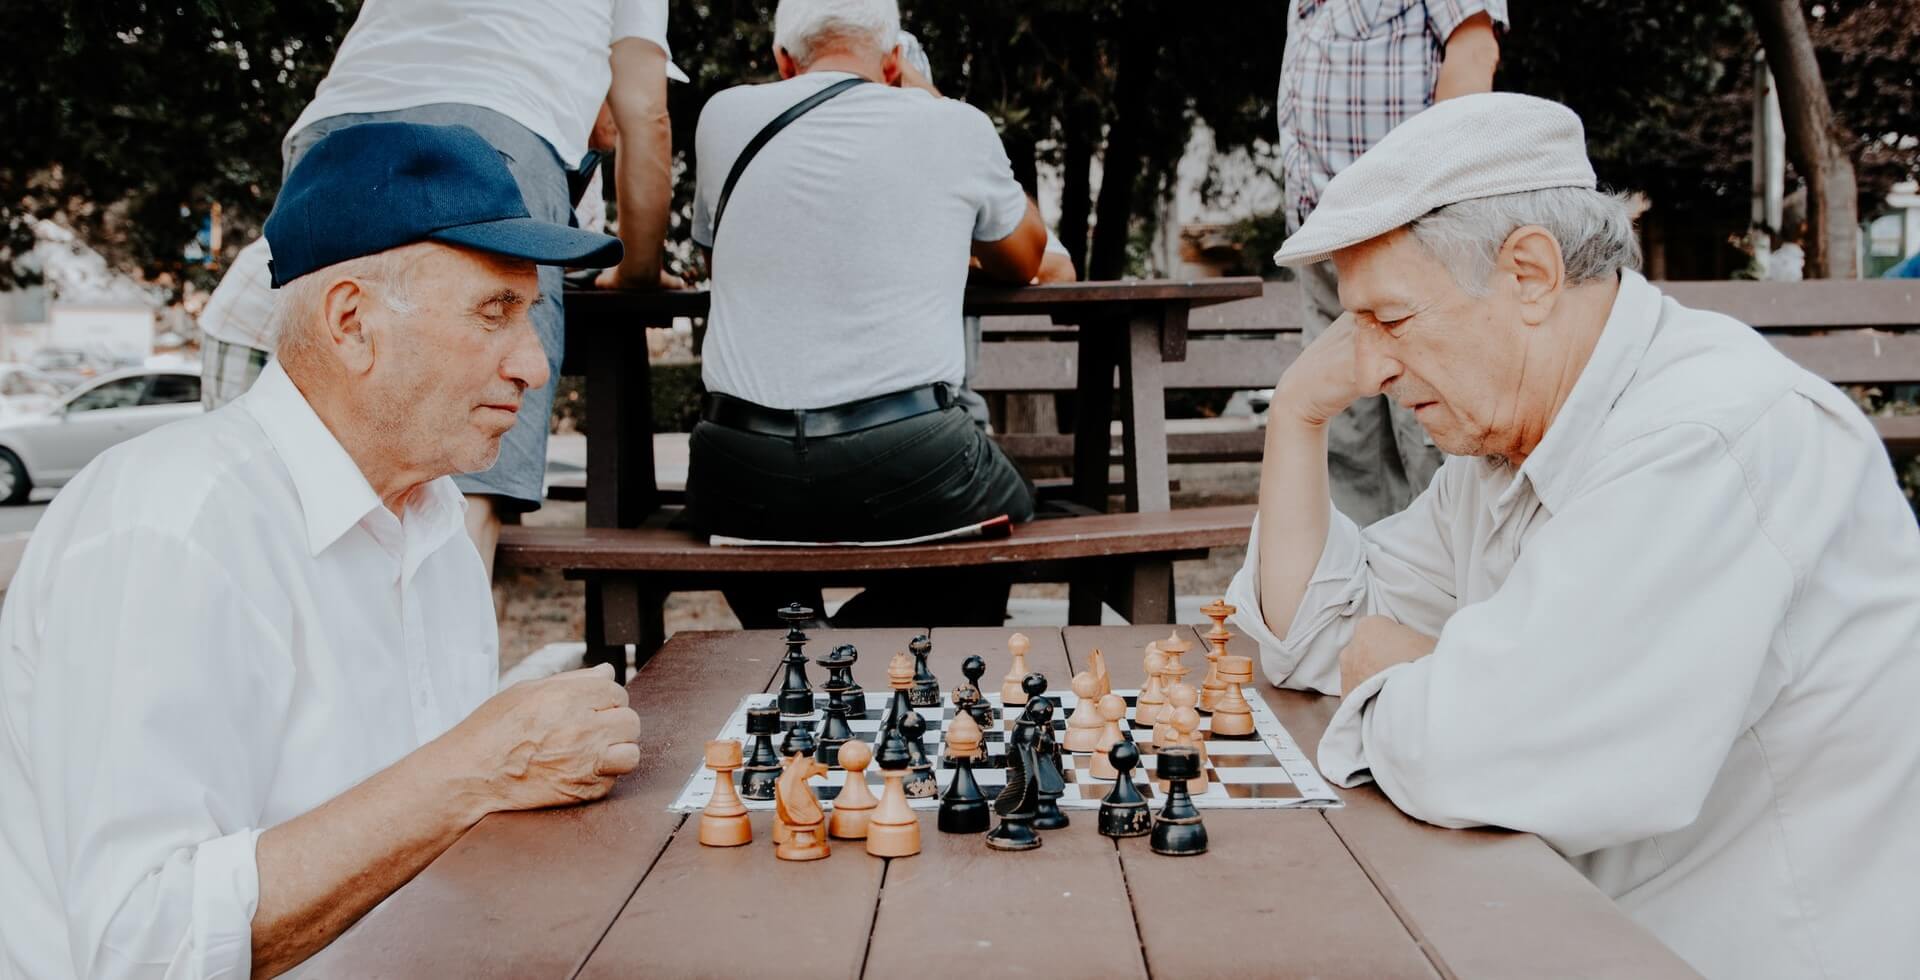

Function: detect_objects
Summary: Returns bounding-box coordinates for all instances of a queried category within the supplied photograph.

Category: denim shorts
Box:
[284,103,571,511]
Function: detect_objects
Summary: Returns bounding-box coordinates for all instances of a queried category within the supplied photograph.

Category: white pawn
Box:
[1136,647,1169,732]
[1065,671,1103,753]
[1090,693,1127,779]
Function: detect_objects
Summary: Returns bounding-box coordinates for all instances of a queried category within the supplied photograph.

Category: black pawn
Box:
[830,644,868,719]
[1028,697,1069,830]
[1149,746,1208,856]
[986,725,1043,851]
[939,740,990,835]
[1023,673,1064,772]
[816,671,854,768]
[781,720,817,761]
[776,603,815,716]
[898,710,938,798]
[960,655,996,726]
[908,634,941,708]
[1098,741,1153,838]
[740,706,782,801]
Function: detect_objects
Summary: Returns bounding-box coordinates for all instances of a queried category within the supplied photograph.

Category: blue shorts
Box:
[285,102,570,511]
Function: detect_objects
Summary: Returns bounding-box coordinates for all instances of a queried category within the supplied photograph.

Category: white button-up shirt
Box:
[0,361,497,979]
[1228,271,1920,979]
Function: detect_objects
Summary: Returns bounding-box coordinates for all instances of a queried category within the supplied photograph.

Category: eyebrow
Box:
[471,289,534,313]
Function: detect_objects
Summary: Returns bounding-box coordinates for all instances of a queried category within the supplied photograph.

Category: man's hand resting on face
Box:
[1339,615,1438,695]
[1271,311,1374,427]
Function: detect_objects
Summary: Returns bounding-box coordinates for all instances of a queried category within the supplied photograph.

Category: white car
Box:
[0,367,203,505]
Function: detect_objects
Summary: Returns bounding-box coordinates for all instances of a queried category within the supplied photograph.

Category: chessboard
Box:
[669,689,1341,813]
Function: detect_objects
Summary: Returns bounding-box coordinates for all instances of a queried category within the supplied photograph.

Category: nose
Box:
[504,318,550,392]
[1351,320,1403,396]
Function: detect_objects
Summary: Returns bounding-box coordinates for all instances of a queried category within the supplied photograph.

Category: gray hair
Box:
[774,0,899,66]
[273,247,423,367]
[1406,186,1642,296]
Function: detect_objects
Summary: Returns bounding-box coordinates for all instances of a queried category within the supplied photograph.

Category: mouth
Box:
[478,403,521,418]
[1406,400,1439,414]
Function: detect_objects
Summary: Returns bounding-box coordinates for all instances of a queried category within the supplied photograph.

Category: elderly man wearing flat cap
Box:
[0,123,642,979]
[1227,94,1920,978]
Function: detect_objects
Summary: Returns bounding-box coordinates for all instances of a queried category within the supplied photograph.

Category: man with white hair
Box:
[684,0,1049,627]
[0,123,643,979]
[1228,93,1920,978]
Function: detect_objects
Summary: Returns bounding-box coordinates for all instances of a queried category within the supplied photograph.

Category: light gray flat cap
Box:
[1273,93,1597,268]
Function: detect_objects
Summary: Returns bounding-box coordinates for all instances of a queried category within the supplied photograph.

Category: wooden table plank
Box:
[306,630,784,979]
[1115,812,1437,980]
[1255,641,1699,979]
[1065,626,1437,978]
[861,627,1145,979]
[578,811,883,980]
[581,629,925,978]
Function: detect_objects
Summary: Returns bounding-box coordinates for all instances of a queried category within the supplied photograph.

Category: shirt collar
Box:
[1491,268,1664,518]
[242,360,466,559]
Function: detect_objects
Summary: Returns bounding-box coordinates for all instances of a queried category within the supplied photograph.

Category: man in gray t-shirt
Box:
[685,0,1048,628]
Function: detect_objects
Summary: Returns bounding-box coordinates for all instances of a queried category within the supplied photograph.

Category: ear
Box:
[774,46,799,79]
[319,276,378,375]
[1497,225,1564,326]
[881,44,903,86]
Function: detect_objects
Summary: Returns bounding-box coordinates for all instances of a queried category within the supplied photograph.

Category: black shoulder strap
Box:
[710,76,868,240]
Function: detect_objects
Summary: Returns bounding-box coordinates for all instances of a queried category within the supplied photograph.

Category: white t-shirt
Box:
[289,0,678,165]
[692,72,1030,409]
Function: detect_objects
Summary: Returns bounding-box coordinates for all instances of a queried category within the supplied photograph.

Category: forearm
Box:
[610,109,672,282]
[1432,13,1499,102]
[250,740,488,977]
[1255,413,1334,638]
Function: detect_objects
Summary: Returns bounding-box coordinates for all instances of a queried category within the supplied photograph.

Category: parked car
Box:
[0,365,64,418]
[0,367,202,505]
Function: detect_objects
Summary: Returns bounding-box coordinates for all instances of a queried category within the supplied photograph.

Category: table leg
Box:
[1114,558,1173,624]
[1069,317,1122,620]
[585,317,657,529]
[1117,309,1173,514]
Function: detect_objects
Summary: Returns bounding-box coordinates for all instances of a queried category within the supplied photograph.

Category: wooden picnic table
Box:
[308,625,1697,979]
[557,278,1265,529]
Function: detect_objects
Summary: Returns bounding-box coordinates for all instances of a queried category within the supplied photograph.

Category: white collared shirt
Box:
[1228,271,1920,979]
[0,361,497,979]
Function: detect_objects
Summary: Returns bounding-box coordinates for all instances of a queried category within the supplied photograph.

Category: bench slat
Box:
[497,505,1254,573]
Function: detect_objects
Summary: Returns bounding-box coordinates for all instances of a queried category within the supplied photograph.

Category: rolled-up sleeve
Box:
[1317,424,1795,856]
[1227,460,1464,695]
[28,528,290,979]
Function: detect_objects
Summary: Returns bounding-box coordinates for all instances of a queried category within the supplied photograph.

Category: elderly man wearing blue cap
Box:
[1225,93,1920,978]
[0,123,641,979]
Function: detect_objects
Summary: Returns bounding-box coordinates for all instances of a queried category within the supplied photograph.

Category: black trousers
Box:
[685,405,1035,629]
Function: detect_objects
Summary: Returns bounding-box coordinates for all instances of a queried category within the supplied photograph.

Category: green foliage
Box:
[4,0,1913,295]
[0,0,358,293]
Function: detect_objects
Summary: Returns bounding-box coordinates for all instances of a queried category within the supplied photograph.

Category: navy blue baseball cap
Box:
[263,121,622,287]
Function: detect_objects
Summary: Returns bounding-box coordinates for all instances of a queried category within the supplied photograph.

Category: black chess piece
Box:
[938,736,991,835]
[959,655,996,726]
[815,663,854,768]
[1027,697,1069,830]
[781,720,817,761]
[1149,746,1208,856]
[1022,672,1065,772]
[775,603,815,716]
[908,634,941,708]
[826,644,867,719]
[898,710,938,798]
[1098,740,1153,838]
[985,723,1043,851]
[740,706,782,801]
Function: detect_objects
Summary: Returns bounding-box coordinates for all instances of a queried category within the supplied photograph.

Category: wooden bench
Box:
[973,278,1920,463]
[499,505,1255,680]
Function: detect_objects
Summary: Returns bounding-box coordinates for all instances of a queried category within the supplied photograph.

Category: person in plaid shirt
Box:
[1277,0,1506,526]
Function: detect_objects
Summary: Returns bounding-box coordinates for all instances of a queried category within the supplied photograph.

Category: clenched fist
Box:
[441,663,642,813]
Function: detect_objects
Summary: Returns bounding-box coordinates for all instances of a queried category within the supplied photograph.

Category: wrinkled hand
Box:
[594,266,686,291]
[1338,615,1438,695]
[446,664,641,812]
[1272,312,1371,427]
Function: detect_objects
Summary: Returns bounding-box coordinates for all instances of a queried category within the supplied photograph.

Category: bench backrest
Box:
[970,279,1920,393]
